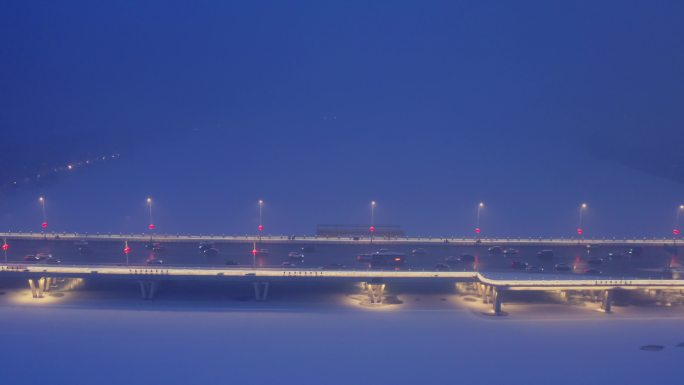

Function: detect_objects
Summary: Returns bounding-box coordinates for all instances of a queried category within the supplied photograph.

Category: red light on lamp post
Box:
[258,224,264,232]
[577,228,583,236]
[2,239,7,264]
[123,241,131,265]
[675,229,681,236]
[369,226,375,233]
[41,222,48,229]
[474,227,481,234]
[148,223,156,230]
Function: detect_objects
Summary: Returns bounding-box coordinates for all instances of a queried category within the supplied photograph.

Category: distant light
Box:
[674,229,681,236]
[371,201,376,206]
[577,228,583,235]
[251,248,257,256]
[369,226,375,233]
[39,197,44,202]
[41,222,48,229]
[67,164,73,170]
[680,205,684,210]
[258,200,264,205]
[581,203,587,209]
[147,197,152,204]
[148,223,156,230]
[123,244,131,254]
[479,202,484,208]
[2,243,8,251]
[474,227,481,234]
[258,225,264,232]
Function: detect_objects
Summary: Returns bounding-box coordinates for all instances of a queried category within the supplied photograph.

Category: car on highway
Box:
[488,246,503,254]
[412,248,427,255]
[199,242,215,251]
[583,268,602,276]
[587,257,603,266]
[607,252,624,260]
[288,252,305,261]
[554,263,571,272]
[301,246,316,253]
[526,265,544,273]
[146,242,165,252]
[511,261,528,269]
[435,263,450,271]
[503,248,518,256]
[23,254,39,261]
[628,247,643,257]
[202,247,219,256]
[145,258,164,265]
[281,261,296,267]
[537,250,554,261]
[36,252,52,260]
[225,260,238,266]
[457,254,476,263]
[46,256,61,264]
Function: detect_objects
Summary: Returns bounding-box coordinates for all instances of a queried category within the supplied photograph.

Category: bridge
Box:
[3,262,684,315]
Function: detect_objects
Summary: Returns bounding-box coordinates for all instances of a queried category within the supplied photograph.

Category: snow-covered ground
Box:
[1,283,683,385]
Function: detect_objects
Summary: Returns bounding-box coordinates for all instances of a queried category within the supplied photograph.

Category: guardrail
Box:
[0,232,681,245]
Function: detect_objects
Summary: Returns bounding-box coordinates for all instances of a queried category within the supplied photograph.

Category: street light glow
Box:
[147,197,152,204]
[581,203,587,209]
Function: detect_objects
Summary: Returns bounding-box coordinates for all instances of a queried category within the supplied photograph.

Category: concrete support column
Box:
[492,288,504,315]
[600,290,614,313]
[28,279,43,298]
[253,282,270,301]
[138,280,160,300]
[366,283,386,304]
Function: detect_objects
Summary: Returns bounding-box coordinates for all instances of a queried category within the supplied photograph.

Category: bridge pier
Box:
[253,282,270,301]
[366,283,386,304]
[600,290,614,312]
[492,288,504,315]
[138,280,160,300]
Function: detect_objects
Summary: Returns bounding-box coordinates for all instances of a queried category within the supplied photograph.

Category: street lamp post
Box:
[369,201,376,243]
[258,200,264,240]
[146,197,155,231]
[475,202,484,238]
[39,196,48,231]
[674,204,684,241]
[2,239,8,264]
[577,203,588,240]
[123,241,131,266]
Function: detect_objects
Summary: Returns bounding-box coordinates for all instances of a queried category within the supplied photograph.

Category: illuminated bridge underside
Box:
[3,264,683,314]
[3,264,684,290]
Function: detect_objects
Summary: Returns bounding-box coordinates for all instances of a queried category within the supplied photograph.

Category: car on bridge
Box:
[511,261,528,269]
[554,263,571,272]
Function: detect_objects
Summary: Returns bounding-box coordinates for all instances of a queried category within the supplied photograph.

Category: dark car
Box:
[225,260,238,266]
[301,246,316,253]
[488,246,503,254]
[511,261,528,269]
[435,263,450,271]
[202,247,219,256]
[526,265,544,273]
[503,248,519,256]
[199,242,215,252]
[458,254,476,263]
[46,256,61,264]
[587,258,603,266]
[23,255,39,261]
[607,252,624,260]
[628,247,643,257]
[412,248,427,255]
[584,268,602,276]
[537,250,554,261]
[554,263,571,272]
[326,263,345,269]
[145,258,164,265]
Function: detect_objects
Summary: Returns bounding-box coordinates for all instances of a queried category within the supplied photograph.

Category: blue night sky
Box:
[0,1,683,237]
